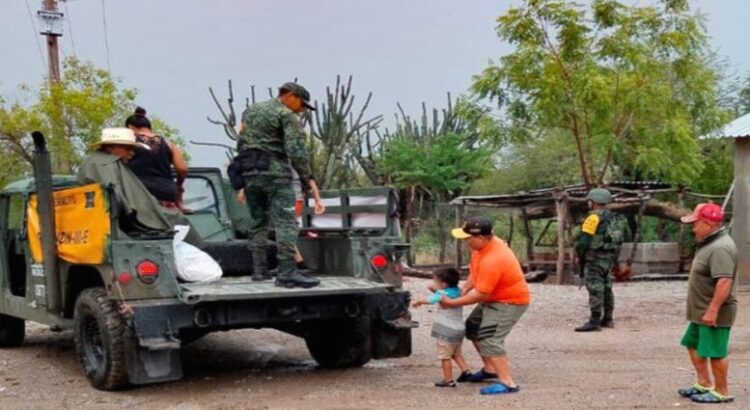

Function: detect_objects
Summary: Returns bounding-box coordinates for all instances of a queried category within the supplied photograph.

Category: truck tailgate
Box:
[179,276,392,303]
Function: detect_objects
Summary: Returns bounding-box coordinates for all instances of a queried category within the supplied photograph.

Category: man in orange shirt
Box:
[441,216,530,395]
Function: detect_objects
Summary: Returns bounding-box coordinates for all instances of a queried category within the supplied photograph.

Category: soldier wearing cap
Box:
[676,203,737,404]
[236,82,324,288]
[574,188,623,332]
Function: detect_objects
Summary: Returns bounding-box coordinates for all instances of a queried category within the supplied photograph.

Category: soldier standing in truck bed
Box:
[574,188,623,332]
[237,82,325,289]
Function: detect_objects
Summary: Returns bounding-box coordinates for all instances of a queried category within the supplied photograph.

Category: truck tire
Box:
[305,318,372,369]
[0,314,24,347]
[73,288,130,390]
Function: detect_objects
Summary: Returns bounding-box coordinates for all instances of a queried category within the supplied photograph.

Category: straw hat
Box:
[90,127,149,150]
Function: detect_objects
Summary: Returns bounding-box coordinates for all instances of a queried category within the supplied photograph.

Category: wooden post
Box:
[507,214,514,246]
[733,138,750,286]
[626,199,648,268]
[677,190,686,269]
[454,204,465,268]
[521,208,534,261]
[555,194,568,284]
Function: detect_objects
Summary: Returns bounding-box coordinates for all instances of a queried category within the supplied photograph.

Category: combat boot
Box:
[575,319,602,332]
[251,251,271,282]
[600,317,614,328]
[275,261,320,288]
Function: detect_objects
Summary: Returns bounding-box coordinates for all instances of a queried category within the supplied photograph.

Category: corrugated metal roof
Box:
[703,112,750,139]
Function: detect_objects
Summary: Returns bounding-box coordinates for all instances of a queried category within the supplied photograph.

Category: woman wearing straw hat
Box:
[78,127,202,245]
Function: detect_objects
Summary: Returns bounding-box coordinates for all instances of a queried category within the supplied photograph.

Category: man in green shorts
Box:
[678,203,737,404]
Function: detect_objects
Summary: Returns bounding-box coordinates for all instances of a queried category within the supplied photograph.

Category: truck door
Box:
[0,194,28,298]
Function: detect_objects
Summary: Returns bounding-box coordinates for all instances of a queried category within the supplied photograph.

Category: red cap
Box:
[681,203,724,224]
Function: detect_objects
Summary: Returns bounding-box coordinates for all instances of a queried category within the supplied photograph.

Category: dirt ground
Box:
[0,279,747,410]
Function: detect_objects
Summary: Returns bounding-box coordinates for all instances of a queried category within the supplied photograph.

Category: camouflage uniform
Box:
[574,189,623,331]
[238,96,314,285]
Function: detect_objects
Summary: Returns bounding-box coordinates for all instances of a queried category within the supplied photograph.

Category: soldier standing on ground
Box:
[574,188,623,332]
[237,82,325,289]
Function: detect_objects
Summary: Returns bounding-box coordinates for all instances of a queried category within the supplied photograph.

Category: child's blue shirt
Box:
[425,286,464,343]
[426,287,461,304]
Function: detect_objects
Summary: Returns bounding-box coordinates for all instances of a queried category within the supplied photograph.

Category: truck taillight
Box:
[371,254,388,269]
[117,272,133,285]
[136,260,159,284]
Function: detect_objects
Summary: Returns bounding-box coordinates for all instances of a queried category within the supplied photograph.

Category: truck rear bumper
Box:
[127,289,411,346]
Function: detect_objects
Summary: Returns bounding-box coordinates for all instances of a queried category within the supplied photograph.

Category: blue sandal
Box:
[678,383,711,398]
[480,383,520,395]
[691,390,734,404]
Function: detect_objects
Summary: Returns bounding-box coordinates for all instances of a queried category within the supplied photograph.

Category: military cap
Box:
[586,188,613,205]
[279,82,316,111]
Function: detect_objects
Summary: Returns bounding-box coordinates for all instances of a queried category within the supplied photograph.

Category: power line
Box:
[62,0,76,56]
[25,0,47,74]
[100,0,111,71]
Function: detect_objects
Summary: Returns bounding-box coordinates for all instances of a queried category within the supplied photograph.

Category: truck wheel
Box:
[73,288,130,390]
[0,314,24,347]
[305,318,372,369]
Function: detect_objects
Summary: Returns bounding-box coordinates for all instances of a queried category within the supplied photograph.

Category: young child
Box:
[412,268,471,387]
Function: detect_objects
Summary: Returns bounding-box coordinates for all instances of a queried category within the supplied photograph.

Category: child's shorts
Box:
[436,341,463,360]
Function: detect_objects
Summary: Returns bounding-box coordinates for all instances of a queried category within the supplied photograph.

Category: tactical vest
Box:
[588,210,623,252]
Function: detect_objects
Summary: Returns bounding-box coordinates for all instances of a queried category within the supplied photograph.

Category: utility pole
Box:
[37,0,64,84]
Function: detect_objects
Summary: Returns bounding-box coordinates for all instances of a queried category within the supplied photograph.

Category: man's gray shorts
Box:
[465,302,528,357]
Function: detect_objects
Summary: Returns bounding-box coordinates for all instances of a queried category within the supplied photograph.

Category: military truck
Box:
[0,132,413,390]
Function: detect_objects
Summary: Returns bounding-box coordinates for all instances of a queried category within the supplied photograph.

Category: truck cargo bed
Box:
[179,276,392,303]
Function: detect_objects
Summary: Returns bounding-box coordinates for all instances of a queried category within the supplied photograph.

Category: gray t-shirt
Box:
[687,229,738,327]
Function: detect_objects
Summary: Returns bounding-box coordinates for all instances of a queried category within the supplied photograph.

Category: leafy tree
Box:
[0,57,182,187]
[472,131,580,194]
[690,138,734,195]
[472,0,727,187]
[381,132,492,200]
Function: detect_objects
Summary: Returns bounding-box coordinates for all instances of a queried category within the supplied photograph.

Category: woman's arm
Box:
[168,141,189,187]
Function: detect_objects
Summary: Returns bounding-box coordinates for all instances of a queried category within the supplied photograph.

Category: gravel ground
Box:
[0,279,747,410]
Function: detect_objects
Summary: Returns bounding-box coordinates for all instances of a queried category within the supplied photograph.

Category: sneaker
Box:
[435,380,457,388]
[456,370,473,383]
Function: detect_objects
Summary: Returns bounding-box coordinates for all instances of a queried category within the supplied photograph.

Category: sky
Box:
[2,0,750,167]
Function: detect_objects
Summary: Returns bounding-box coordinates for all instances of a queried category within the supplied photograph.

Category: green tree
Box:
[472,0,727,187]
[0,57,182,187]
[472,131,580,194]
[381,132,492,200]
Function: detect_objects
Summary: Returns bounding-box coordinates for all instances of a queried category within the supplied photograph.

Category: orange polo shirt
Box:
[469,236,530,305]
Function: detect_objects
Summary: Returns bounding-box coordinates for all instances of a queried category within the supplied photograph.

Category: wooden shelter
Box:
[451,181,727,284]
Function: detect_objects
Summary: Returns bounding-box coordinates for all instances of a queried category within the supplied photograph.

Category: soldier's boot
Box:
[575,319,602,332]
[275,261,320,288]
[575,311,602,332]
[251,251,271,282]
[601,311,614,328]
[269,261,312,277]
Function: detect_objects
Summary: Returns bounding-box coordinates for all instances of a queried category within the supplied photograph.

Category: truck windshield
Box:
[183,176,220,215]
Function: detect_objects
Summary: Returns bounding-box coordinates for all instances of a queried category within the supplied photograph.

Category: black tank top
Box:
[128,135,178,202]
